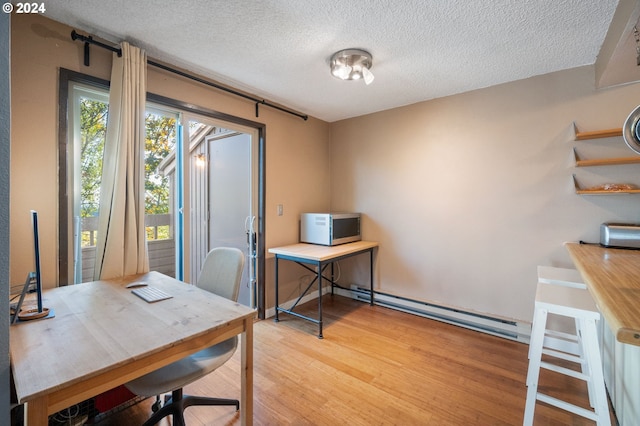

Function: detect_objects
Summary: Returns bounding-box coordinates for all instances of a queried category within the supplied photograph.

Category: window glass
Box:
[70,84,179,281]
[144,108,177,241]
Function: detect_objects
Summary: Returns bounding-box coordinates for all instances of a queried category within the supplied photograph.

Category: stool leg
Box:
[574,317,596,408]
[524,306,548,425]
[580,318,611,426]
[527,309,542,361]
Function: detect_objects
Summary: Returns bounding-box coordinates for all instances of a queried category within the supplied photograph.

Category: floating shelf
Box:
[571,124,640,194]
[573,148,640,167]
[576,157,640,167]
[575,189,640,195]
[572,175,640,195]
[574,126,622,141]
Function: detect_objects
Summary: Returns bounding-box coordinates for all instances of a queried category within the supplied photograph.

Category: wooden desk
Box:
[10,271,256,425]
[269,241,378,338]
[566,242,640,346]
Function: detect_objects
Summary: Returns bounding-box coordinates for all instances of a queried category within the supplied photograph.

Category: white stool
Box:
[524,283,610,425]
[537,265,586,289]
[534,266,586,356]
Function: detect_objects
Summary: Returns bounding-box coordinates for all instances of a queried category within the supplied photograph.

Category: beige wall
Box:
[331,66,640,323]
[10,14,331,304]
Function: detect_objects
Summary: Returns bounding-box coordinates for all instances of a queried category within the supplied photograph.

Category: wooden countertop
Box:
[566,242,640,346]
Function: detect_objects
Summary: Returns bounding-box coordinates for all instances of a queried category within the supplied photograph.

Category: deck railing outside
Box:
[80,214,175,281]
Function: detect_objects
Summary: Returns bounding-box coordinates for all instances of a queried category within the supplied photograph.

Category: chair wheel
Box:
[151,399,162,412]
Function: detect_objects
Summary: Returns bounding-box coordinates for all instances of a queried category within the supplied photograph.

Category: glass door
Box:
[62,74,263,316]
[185,116,258,308]
[208,132,253,307]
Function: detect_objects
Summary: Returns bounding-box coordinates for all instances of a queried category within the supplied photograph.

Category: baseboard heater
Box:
[336,285,530,343]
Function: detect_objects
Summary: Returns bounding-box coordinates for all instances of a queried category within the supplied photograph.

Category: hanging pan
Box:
[623,105,640,154]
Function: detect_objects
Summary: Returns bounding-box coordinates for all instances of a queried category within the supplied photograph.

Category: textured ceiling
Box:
[42,0,620,122]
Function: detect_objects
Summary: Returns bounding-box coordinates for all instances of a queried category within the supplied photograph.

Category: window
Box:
[59,69,266,316]
[143,106,178,242]
[68,83,179,282]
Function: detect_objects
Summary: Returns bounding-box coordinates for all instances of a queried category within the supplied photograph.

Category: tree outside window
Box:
[79,98,176,246]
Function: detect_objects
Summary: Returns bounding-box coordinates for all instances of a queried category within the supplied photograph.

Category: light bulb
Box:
[333,64,352,80]
[362,67,375,85]
[195,154,206,167]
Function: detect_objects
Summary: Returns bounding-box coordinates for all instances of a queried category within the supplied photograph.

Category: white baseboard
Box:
[340,285,531,343]
[267,284,531,343]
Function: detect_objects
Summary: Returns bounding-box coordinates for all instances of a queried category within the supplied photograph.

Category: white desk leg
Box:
[241,318,254,426]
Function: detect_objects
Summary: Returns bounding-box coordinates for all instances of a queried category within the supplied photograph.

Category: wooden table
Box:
[566,242,640,346]
[10,271,256,425]
[269,241,378,338]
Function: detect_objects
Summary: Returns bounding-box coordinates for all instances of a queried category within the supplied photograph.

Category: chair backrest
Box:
[196,247,245,302]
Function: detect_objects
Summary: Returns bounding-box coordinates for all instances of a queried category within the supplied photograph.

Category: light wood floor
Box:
[94,295,614,425]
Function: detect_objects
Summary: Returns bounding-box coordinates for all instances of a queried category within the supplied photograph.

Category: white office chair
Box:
[125,247,245,426]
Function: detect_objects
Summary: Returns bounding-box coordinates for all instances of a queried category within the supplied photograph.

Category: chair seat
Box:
[126,337,237,397]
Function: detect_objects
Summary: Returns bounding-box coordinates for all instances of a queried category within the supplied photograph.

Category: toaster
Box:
[600,223,640,249]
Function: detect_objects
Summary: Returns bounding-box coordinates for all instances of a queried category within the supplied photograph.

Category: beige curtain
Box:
[93,42,149,280]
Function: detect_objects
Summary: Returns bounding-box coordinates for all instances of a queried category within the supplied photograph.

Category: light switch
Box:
[277,204,283,216]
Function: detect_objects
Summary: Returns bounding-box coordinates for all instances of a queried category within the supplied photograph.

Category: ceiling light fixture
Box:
[330,49,375,85]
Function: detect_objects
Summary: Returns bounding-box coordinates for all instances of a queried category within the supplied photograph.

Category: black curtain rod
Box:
[70,30,308,121]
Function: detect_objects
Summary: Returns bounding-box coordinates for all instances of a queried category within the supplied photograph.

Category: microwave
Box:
[300,213,361,246]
